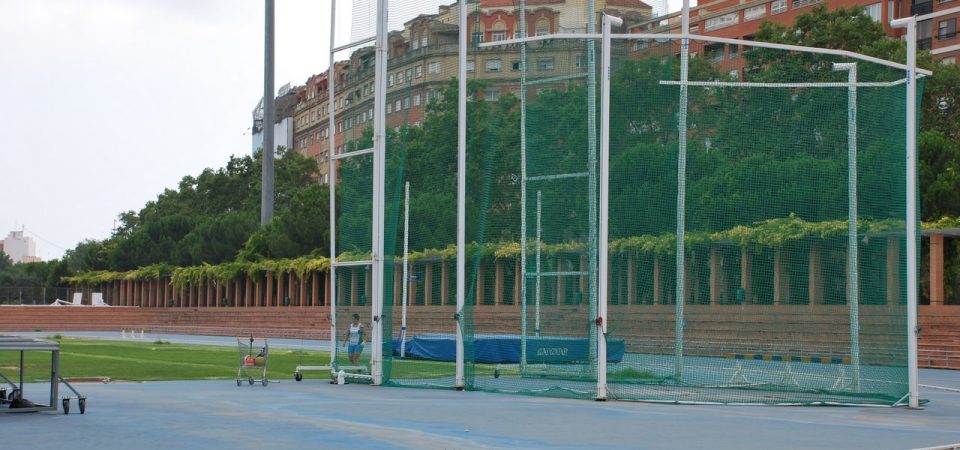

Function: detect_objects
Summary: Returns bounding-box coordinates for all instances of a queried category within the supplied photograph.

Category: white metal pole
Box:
[371,0,388,385]
[519,0,529,378]
[586,0,599,377]
[327,0,339,370]
[597,13,620,401]
[455,0,468,390]
[674,0,691,380]
[890,15,920,409]
[401,182,410,358]
[891,16,921,409]
[535,190,542,337]
[833,62,862,391]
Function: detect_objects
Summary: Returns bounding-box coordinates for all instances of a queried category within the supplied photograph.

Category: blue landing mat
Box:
[393,333,625,363]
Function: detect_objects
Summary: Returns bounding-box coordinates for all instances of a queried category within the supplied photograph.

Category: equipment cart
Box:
[236,336,269,386]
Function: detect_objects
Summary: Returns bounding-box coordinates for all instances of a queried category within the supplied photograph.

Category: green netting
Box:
[336,0,919,406]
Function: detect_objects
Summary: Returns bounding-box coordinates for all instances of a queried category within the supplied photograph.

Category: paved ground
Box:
[2,332,960,449]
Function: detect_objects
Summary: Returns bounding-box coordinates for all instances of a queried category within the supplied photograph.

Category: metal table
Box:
[0,334,85,414]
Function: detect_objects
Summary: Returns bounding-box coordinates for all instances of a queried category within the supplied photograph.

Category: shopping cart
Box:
[236,336,269,387]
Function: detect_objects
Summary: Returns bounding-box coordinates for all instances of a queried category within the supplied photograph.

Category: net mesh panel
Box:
[378,0,464,389]
[338,0,916,405]
[600,38,911,404]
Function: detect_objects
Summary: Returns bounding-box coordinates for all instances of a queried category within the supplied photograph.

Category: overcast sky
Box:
[1,0,680,262]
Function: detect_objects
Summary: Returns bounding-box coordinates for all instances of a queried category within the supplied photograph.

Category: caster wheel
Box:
[261,379,268,387]
[295,372,303,382]
[62,398,70,414]
[79,398,86,414]
[248,377,254,385]
[236,379,241,386]
[494,369,500,379]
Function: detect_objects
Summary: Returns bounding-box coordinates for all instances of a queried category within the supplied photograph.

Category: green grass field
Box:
[0,337,330,382]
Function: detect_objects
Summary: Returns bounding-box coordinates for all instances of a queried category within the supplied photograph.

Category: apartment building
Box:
[629,0,958,69]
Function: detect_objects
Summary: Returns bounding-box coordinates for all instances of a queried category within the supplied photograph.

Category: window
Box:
[405,68,412,81]
[537,57,555,70]
[728,45,739,59]
[415,65,423,78]
[888,1,896,20]
[536,18,550,36]
[484,90,499,101]
[395,100,401,111]
[486,59,502,72]
[864,3,882,21]
[771,0,787,14]
[941,56,956,65]
[472,31,484,44]
[744,4,766,21]
[429,61,441,74]
[792,0,821,9]
[467,60,475,72]
[939,18,957,40]
[404,97,411,109]
[421,33,428,48]
[633,40,648,51]
[511,60,521,71]
[576,55,586,68]
[705,12,739,31]
[387,102,393,114]
[413,94,421,106]
[412,33,419,50]
[491,30,507,41]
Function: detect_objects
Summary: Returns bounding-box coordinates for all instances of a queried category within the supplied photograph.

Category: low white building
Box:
[1,230,40,264]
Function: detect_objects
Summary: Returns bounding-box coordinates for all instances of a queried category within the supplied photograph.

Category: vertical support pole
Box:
[371,0,388,386]
[891,15,920,409]
[519,0,529,373]
[904,19,920,410]
[535,190,543,337]
[456,0,468,389]
[674,0,692,380]
[586,0,599,383]
[401,181,410,358]
[261,0,275,225]
[597,13,620,401]
[833,62,861,391]
[327,0,339,371]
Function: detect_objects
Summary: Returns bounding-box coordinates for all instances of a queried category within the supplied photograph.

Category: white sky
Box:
[1,0,687,262]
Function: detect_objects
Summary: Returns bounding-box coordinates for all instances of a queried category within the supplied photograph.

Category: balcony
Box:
[911,1,933,15]
[919,37,933,50]
[939,31,958,41]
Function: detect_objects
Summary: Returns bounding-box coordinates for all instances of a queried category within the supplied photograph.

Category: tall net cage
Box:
[597,36,916,405]
[463,12,919,404]
[330,0,920,406]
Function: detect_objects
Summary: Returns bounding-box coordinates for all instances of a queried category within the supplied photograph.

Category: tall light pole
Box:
[261,0,276,225]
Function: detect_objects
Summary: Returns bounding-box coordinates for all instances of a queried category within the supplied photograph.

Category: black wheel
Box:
[294,372,303,382]
[78,398,86,414]
[236,379,241,386]
[248,377,254,385]
[494,368,500,379]
[62,398,70,414]
[261,378,268,387]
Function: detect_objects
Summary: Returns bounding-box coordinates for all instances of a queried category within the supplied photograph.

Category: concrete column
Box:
[653,256,662,304]
[276,271,285,307]
[245,276,253,307]
[709,245,720,305]
[740,248,751,304]
[494,260,504,305]
[266,271,275,307]
[930,233,945,306]
[299,272,307,307]
[808,244,822,305]
[441,261,450,305]
[773,249,788,305]
[312,272,320,307]
[475,264,484,306]
[556,257,565,305]
[627,255,636,305]
[425,263,434,305]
